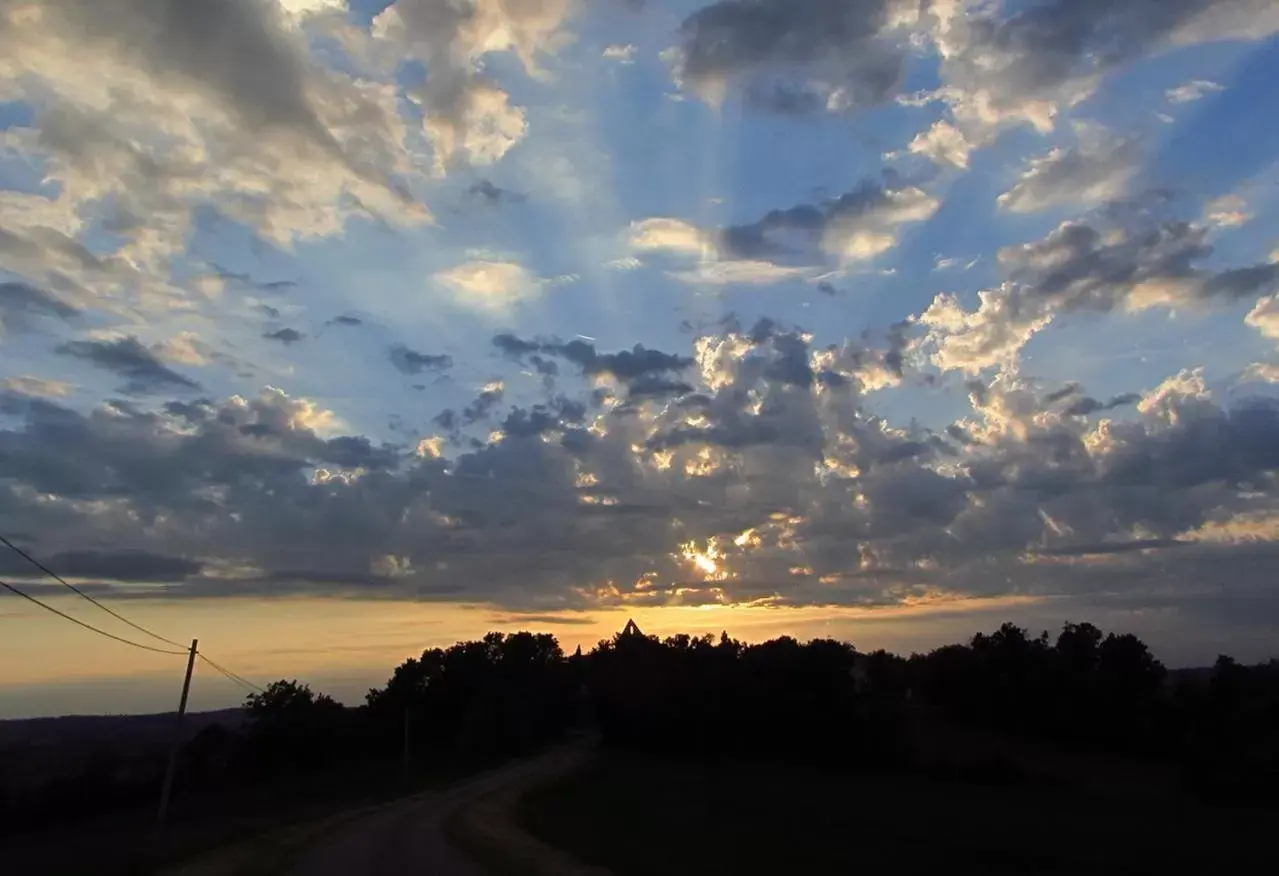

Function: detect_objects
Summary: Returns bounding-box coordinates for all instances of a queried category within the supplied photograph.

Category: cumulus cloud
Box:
[375,0,577,171]
[916,0,1279,164]
[1247,295,1279,341]
[921,207,1279,373]
[0,0,431,334]
[0,321,1277,645]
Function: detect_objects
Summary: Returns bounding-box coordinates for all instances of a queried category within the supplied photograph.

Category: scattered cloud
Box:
[389,344,454,374]
[57,336,202,394]
[435,260,539,312]
[998,136,1141,213]
[603,43,637,64]
[264,327,306,345]
[1166,79,1225,103]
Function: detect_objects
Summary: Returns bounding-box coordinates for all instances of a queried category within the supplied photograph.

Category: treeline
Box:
[591,622,1279,803]
[4,622,1277,835]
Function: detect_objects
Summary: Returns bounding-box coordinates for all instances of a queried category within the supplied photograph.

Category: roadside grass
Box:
[1,754,475,876]
[519,750,1271,876]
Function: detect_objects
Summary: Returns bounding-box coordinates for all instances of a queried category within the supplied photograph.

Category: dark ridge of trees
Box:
[3,621,1277,841]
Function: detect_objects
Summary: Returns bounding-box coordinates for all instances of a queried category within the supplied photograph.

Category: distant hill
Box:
[0,708,246,748]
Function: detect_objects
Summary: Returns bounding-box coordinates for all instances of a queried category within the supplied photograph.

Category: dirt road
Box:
[285,745,586,876]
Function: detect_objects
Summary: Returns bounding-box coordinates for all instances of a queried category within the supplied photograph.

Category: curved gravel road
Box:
[286,744,586,876]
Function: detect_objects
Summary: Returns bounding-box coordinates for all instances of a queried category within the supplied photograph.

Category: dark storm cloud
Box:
[0,549,202,582]
[57,336,201,394]
[675,0,907,112]
[388,344,453,374]
[263,327,305,344]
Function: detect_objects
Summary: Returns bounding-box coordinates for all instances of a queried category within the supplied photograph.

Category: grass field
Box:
[519,751,1269,875]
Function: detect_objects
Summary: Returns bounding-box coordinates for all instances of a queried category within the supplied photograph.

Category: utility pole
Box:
[157,638,198,831]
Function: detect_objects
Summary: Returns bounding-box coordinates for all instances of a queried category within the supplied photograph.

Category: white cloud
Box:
[603,44,637,64]
[1166,79,1225,103]
[629,218,711,255]
[1247,295,1279,340]
[1204,193,1252,228]
[435,260,538,311]
[669,260,809,286]
[908,119,973,169]
[374,0,577,172]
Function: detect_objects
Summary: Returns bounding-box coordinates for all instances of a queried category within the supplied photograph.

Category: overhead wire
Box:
[0,533,264,690]
[197,653,264,694]
[0,533,187,649]
[0,578,188,655]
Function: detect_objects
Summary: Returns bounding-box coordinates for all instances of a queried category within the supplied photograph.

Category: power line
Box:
[0,533,186,649]
[197,652,264,694]
[0,578,187,656]
[0,533,265,691]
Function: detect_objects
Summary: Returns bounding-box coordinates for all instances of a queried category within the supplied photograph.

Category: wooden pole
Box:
[157,638,198,830]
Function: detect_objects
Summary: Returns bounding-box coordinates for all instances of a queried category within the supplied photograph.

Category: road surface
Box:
[286,745,585,876]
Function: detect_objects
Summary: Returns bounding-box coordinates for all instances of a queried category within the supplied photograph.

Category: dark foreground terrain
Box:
[521,750,1270,876]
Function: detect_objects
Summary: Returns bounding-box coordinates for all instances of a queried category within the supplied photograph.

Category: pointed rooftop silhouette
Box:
[621,618,644,638]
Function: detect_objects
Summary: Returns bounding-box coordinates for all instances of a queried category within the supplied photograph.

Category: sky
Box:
[1,0,1279,718]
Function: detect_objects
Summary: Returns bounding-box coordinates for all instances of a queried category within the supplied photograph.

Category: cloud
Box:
[1166,79,1225,103]
[603,43,637,64]
[1,329,1279,648]
[629,218,710,255]
[264,327,306,345]
[908,119,973,169]
[468,179,527,206]
[633,176,938,284]
[491,333,694,390]
[435,260,538,311]
[388,344,453,374]
[0,548,202,583]
[0,281,78,332]
[375,0,577,171]
[1204,194,1252,228]
[1247,295,1279,340]
[672,0,912,113]
[0,376,75,399]
[917,0,1279,164]
[922,208,1279,373]
[997,136,1141,213]
[56,336,202,394]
